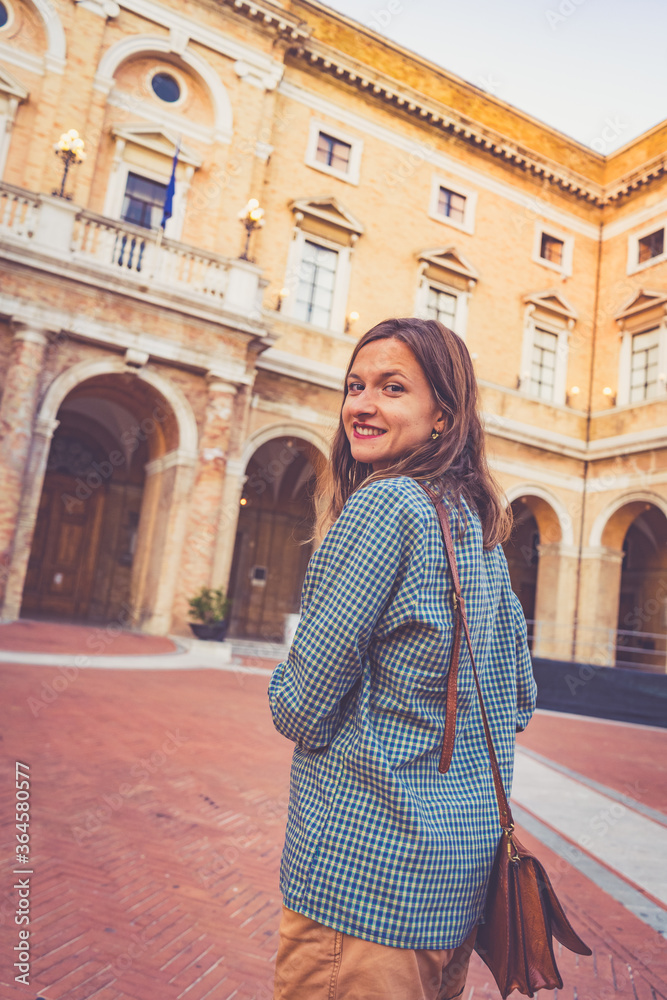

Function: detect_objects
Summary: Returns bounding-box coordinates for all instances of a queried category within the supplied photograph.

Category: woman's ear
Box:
[434,409,447,434]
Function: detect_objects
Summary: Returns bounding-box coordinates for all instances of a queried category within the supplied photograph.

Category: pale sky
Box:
[319,0,667,153]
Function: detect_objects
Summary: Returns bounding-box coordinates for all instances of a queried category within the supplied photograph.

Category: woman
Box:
[268,318,537,1000]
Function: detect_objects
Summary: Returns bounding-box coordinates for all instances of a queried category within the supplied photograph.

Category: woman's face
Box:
[342,337,445,471]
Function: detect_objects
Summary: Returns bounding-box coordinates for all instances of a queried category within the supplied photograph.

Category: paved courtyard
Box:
[0,622,666,999]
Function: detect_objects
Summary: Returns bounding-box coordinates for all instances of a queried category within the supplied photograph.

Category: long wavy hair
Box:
[316,317,511,549]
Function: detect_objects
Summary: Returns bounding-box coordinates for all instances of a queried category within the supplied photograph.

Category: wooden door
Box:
[22,474,106,620]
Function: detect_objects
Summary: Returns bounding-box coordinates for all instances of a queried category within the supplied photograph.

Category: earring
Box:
[431,429,440,440]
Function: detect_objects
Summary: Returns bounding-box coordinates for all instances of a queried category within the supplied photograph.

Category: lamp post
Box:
[52,129,86,199]
[238,198,265,261]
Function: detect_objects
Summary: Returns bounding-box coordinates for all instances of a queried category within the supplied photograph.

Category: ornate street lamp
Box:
[238,198,265,261]
[53,129,86,199]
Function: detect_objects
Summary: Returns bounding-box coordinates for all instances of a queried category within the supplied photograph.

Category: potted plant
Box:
[188,586,231,641]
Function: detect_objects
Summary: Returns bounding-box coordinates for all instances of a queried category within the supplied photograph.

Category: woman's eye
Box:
[348,381,364,392]
[385,383,404,394]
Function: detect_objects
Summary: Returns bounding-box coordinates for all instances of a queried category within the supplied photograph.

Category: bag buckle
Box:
[503,823,520,862]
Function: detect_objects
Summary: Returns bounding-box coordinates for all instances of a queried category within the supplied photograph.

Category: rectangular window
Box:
[121,172,168,229]
[638,229,665,265]
[630,327,660,402]
[426,286,457,328]
[316,132,352,173]
[540,233,564,265]
[437,187,466,223]
[530,327,558,401]
[294,240,338,328]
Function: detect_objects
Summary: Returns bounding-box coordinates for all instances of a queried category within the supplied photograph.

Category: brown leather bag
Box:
[419,483,592,999]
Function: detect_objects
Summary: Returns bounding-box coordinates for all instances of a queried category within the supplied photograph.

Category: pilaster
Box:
[573,546,625,666]
[532,541,580,661]
[173,373,240,627]
[0,321,49,608]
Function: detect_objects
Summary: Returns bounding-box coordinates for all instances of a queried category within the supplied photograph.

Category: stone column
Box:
[2,415,59,620]
[210,381,255,594]
[172,373,239,627]
[532,542,579,661]
[573,546,625,666]
[0,322,49,609]
[142,452,197,635]
[211,456,248,593]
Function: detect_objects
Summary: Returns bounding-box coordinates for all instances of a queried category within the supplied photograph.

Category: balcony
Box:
[0,182,267,323]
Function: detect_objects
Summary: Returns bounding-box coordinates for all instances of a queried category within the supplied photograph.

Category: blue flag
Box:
[160,140,180,230]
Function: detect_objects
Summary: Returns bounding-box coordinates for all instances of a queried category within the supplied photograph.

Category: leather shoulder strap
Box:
[418,482,514,832]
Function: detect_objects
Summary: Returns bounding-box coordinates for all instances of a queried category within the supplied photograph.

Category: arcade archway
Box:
[602,501,667,671]
[503,491,570,660]
[227,435,323,642]
[16,367,196,633]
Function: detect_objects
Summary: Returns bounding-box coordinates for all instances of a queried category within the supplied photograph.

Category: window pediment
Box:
[0,64,28,101]
[290,196,364,246]
[523,289,577,325]
[111,123,202,167]
[417,246,478,290]
[615,288,667,329]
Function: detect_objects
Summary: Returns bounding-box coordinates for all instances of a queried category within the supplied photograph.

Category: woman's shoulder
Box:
[343,476,433,515]
[334,477,432,536]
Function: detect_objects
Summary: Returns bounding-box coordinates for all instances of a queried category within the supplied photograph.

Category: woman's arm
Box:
[511,590,538,732]
[268,479,427,750]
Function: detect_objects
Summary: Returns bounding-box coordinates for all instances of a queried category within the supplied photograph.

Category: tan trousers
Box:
[274,906,477,1000]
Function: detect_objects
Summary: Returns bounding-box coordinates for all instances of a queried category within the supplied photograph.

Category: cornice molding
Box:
[0,290,258,384]
[217,0,310,40]
[605,148,667,204]
[285,40,604,206]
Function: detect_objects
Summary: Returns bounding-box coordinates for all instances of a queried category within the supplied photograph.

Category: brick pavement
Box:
[0,620,177,656]
[0,645,666,999]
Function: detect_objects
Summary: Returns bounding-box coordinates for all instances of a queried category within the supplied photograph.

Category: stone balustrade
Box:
[0,182,265,321]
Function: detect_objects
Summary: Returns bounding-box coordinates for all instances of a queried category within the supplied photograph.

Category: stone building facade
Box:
[1,0,666,667]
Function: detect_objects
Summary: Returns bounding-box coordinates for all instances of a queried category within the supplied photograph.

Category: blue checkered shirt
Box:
[268,475,537,949]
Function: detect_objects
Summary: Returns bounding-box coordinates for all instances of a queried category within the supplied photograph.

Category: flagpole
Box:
[151,135,180,281]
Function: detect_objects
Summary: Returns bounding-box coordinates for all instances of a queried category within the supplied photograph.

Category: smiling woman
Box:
[324,316,508,547]
[268,317,537,999]
[343,338,445,472]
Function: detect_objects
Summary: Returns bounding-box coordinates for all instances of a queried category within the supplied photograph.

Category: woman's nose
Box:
[348,388,376,413]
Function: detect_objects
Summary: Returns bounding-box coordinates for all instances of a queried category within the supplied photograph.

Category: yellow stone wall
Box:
[0,0,666,661]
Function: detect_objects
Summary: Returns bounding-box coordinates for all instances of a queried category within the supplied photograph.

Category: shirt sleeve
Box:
[268,479,428,749]
[511,590,538,732]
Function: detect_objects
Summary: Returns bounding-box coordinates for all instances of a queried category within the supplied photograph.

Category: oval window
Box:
[0,3,9,28]
[151,72,181,103]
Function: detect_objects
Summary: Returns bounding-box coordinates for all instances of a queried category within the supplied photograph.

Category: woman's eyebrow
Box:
[347,369,410,381]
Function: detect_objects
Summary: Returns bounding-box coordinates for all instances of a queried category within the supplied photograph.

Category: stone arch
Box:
[503,486,577,661]
[587,491,667,670]
[37,358,198,458]
[26,0,67,73]
[589,490,667,549]
[239,421,329,471]
[95,34,233,142]
[504,483,573,547]
[227,423,329,642]
[4,360,198,634]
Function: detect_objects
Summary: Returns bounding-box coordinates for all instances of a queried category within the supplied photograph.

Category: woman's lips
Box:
[352,425,387,439]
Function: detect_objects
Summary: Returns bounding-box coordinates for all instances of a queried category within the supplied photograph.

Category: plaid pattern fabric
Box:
[268,476,537,950]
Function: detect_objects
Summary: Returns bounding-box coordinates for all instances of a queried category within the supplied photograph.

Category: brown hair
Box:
[317,317,511,549]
